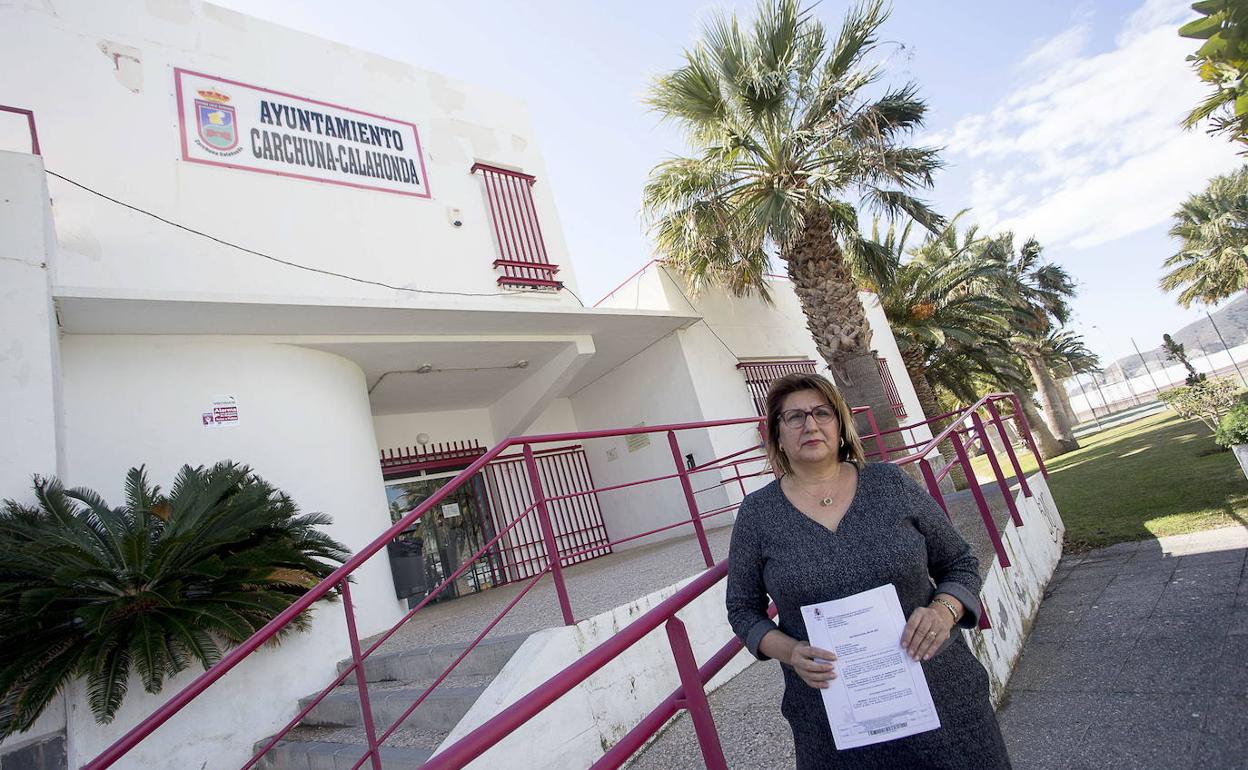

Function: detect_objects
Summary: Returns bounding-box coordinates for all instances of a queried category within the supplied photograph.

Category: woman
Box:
[726,373,1011,769]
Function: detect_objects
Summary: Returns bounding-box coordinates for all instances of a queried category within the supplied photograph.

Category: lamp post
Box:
[1207,310,1248,388]
[1131,337,1164,398]
[1114,360,1141,406]
[1069,360,1102,428]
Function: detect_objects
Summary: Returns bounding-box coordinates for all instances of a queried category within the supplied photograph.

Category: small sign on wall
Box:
[202,395,239,428]
[441,503,461,519]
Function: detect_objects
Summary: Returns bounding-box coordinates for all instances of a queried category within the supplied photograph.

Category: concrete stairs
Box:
[254,632,529,769]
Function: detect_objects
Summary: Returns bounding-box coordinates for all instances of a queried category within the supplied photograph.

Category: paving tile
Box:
[1023,604,1085,645]
[996,690,1100,770]
[1066,692,1205,770]
[1114,628,1227,695]
[1227,603,1248,636]
[1155,586,1237,617]
[1069,603,1153,643]
[1004,641,1064,691]
[1095,579,1167,606]
[1175,548,1247,569]
[1017,639,1136,693]
[1208,633,1248,696]
[1191,695,1248,770]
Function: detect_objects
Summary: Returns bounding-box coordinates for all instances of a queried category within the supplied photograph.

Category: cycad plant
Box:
[0,462,349,738]
[642,0,943,443]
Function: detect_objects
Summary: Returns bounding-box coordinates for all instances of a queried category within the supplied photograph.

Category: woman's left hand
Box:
[901,605,955,662]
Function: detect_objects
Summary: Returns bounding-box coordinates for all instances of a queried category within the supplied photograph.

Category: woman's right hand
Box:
[788,641,838,689]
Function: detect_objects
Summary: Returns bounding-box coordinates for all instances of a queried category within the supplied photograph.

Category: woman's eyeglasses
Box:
[779,405,837,429]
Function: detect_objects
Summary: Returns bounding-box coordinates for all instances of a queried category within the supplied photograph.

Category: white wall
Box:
[0,152,70,757]
[0,152,65,500]
[967,474,1065,704]
[374,407,497,455]
[437,569,752,769]
[58,336,405,769]
[521,397,580,438]
[0,0,581,306]
[568,333,729,550]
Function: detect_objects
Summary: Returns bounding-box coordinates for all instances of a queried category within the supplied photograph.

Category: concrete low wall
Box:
[964,472,1065,704]
[435,570,754,769]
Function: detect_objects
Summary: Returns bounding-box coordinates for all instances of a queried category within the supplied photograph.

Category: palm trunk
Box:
[1010,387,1064,460]
[1022,352,1079,453]
[1053,370,1082,429]
[783,208,906,456]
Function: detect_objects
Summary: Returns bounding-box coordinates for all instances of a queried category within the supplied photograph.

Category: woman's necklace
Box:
[790,468,843,507]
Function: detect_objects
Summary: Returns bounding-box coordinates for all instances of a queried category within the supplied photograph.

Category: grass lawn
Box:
[969,410,1248,551]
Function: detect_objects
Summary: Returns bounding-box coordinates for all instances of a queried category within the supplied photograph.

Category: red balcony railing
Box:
[876,356,908,419]
[87,395,1046,770]
[470,162,561,290]
[0,104,41,155]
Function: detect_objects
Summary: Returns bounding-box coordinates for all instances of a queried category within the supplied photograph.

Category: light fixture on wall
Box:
[368,359,535,394]
[416,433,430,445]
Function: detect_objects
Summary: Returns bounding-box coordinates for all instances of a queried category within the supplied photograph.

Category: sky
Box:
[213,0,1243,366]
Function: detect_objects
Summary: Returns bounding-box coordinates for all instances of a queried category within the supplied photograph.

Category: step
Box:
[300,685,485,732]
[254,739,433,770]
[345,632,529,683]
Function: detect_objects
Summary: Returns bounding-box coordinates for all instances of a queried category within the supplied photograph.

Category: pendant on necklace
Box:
[820,496,834,506]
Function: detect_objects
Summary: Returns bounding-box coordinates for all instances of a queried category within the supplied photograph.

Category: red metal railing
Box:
[470,163,561,290]
[87,395,1045,770]
[0,105,41,155]
[419,392,1044,769]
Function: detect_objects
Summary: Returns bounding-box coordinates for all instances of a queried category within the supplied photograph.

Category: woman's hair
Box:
[762,372,866,475]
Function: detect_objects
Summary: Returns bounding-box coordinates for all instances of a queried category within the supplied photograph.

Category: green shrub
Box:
[0,462,349,738]
[1215,403,1248,448]
[1158,377,1241,433]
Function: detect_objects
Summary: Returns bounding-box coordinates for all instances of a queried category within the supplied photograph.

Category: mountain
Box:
[1110,293,1248,379]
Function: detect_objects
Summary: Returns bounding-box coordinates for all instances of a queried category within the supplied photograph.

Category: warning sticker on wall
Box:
[202,395,239,428]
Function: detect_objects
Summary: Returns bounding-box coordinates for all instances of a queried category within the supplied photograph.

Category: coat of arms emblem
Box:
[194,88,237,151]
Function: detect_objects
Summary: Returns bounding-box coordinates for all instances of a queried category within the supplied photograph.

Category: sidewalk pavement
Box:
[998,525,1247,769]
[627,526,1248,769]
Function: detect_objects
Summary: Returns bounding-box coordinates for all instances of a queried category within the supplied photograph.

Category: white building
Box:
[0,2,930,767]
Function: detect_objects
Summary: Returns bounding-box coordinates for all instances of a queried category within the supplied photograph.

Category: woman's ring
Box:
[927,630,937,636]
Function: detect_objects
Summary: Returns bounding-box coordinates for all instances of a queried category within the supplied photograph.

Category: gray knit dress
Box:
[726,462,1011,769]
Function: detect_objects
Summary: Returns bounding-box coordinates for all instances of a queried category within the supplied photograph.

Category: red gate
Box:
[483,445,612,582]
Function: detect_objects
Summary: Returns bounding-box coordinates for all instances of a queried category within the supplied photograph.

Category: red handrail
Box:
[418,392,1044,768]
[87,394,1043,769]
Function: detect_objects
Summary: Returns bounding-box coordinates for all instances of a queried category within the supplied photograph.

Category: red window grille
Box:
[876,357,908,419]
[736,359,819,416]
[471,162,562,291]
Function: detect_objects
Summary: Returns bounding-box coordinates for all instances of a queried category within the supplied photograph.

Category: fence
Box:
[1062,340,1248,423]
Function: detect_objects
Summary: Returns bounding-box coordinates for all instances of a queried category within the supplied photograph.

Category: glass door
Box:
[384,471,497,603]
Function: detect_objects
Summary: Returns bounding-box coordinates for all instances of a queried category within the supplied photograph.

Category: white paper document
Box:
[800,584,941,750]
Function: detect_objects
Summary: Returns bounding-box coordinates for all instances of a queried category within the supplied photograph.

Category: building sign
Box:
[175,68,431,198]
[202,395,239,428]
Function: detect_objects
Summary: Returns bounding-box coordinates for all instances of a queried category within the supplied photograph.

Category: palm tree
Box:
[1161,165,1248,308]
[852,215,1013,425]
[642,0,943,443]
[0,463,348,738]
[981,233,1081,453]
[1042,329,1100,429]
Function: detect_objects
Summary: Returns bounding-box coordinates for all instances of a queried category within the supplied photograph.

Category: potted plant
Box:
[1215,403,1248,480]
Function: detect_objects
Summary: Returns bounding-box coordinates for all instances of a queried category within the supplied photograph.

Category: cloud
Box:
[1018,23,1090,72]
[930,0,1241,252]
